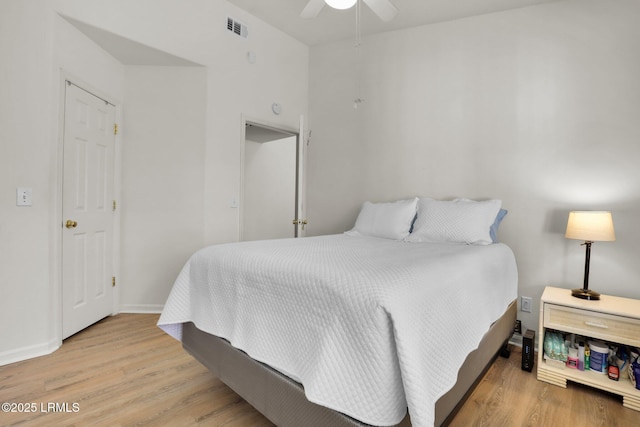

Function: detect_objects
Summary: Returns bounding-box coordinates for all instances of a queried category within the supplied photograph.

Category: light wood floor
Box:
[0,314,638,427]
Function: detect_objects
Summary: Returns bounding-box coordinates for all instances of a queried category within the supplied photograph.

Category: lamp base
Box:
[571,288,600,300]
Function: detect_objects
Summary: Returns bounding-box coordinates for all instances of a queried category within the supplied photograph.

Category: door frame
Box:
[239,114,305,241]
[52,71,122,344]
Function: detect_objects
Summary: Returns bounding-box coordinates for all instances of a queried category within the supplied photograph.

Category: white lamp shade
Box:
[565,211,616,242]
[325,0,357,10]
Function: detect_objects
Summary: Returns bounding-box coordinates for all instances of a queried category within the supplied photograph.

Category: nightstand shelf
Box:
[537,286,640,412]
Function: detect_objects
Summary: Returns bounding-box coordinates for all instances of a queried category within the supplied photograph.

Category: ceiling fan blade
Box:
[363,0,398,22]
[300,0,326,19]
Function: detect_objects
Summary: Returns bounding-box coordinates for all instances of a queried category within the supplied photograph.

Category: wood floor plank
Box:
[0,314,638,426]
[450,345,639,427]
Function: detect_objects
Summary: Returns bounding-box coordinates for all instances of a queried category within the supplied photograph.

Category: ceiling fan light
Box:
[325,0,357,10]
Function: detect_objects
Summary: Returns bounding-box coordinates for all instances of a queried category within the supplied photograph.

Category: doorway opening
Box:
[241,120,304,241]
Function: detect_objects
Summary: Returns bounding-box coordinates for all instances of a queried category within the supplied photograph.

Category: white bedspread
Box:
[158,234,517,427]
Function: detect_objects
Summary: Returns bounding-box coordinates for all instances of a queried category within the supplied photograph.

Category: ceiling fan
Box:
[301,0,398,22]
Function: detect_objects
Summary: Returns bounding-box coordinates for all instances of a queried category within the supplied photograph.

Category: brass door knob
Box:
[65,220,78,229]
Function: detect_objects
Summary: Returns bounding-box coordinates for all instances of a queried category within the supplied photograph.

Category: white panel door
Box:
[296,115,306,237]
[62,82,116,339]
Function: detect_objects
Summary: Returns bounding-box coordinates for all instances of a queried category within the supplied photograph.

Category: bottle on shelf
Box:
[578,341,585,371]
[585,343,590,371]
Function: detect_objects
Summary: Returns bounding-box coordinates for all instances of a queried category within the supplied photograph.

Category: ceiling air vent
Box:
[227,17,248,39]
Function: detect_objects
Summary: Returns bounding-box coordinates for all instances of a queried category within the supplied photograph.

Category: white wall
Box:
[52,1,310,244]
[0,1,126,363]
[307,0,640,332]
[1,0,308,364]
[120,66,207,311]
[0,0,58,362]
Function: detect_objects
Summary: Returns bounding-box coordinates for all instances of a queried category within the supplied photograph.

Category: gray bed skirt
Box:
[182,299,516,426]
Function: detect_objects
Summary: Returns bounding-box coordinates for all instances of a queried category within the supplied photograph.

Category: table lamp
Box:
[565,211,616,300]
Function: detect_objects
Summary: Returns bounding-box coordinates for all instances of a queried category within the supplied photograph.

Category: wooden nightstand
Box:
[537,286,640,412]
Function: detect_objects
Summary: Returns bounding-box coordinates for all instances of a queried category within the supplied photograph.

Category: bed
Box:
[158,197,518,426]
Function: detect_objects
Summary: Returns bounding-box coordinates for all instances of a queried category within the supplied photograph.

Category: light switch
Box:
[16,188,32,206]
[230,196,238,208]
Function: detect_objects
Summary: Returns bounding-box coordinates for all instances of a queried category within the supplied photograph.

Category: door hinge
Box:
[112,276,116,287]
[292,219,308,230]
[112,200,117,211]
[114,123,119,135]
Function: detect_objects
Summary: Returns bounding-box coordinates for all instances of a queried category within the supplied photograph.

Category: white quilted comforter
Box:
[158,234,517,427]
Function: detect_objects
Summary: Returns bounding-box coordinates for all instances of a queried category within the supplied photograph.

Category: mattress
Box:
[158,234,518,427]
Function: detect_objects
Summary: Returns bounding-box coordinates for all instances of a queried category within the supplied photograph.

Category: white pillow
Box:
[346,198,418,240]
[406,198,502,245]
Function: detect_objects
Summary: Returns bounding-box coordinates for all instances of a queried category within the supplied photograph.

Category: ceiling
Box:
[227,0,560,46]
[246,123,296,143]
[62,15,202,66]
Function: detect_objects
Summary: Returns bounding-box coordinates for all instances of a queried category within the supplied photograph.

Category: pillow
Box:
[346,198,418,240]
[456,199,507,242]
[490,209,508,243]
[406,198,502,245]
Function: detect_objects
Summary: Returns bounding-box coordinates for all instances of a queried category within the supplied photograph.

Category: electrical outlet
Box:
[514,319,522,334]
[521,296,532,313]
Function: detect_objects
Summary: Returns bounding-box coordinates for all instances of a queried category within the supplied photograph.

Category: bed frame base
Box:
[182,299,516,427]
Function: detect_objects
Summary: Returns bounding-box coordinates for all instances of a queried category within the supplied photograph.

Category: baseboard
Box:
[119,304,164,314]
[1,306,164,366]
[509,333,539,352]
[509,334,523,347]
[0,338,60,367]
